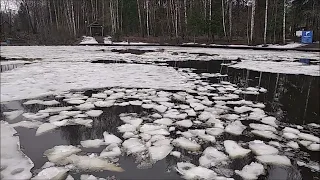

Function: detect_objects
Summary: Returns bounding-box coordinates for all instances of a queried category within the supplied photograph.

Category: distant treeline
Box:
[1,0,319,45]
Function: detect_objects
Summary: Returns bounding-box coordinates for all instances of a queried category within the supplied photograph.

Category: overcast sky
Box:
[1,0,19,12]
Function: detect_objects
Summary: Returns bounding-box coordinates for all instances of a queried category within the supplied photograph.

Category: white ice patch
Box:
[154,118,173,126]
[297,133,320,143]
[172,137,201,151]
[153,105,168,113]
[118,124,136,132]
[171,151,181,158]
[23,112,49,120]
[261,116,278,127]
[307,144,320,151]
[206,128,224,136]
[286,141,299,149]
[234,106,253,114]
[122,138,146,154]
[3,110,23,120]
[66,99,85,105]
[249,140,279,155]
[31,167,68,180]
[44,145,81,165]
[103,132,122,145]
[76,103,95,110]
[149,145,173,161]
[60,111,81,117]
[11,121,43,129]
[225,121,246,135]
[100,144,121,158]
[1,121,34,180]
[283,132,298,139]
[86,110,103,117]
[251,130,278,139]
[36,123,58,136]
[176,162,217,180]
[235,162,265,180]
[249,123,277,132]
[283,127,300,134]
[256,155,291,166]
[176,120,193,128]
[80,139,105,148]
[224,140,251,158]
[94,100,115,107]
[39,106,73,114]
[199,147,228,168]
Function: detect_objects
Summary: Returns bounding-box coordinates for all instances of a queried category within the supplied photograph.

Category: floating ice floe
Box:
[172,137,201,151]
[249,123,277,132]
[11,121,43,129]
[256,155,291,166]
[76,103,95,110]
[23,99,44,105]
[261,116,278,127]
[80,139,105,148]
[176,162,217,180]
[153,105,168,113]
[39,106,73,113]
[86,110,103,117]
[31,167,68,180]
[283,132,298,139]
[249,140,279,155]
[221,114,239,121]
[149,145,173,161]
[297,133,320,143]
[234,106,253,114]
[44,145,81,165]
[23,112,49,120]
[185,109,197,116]
[235,162,265,180]
[94,100,115,107]
[120,116,143,127]
[60,111,82,117]
[286,141,299,149]
[1,121,34,180]
[283,127,300,134]
[225,121,246,135]
[307,143,320,151]
[199,147,228,168]
[118,124,136,132]
[308,123,320,128]
[224,140,251,158]
[100,144,121,158]
[122,138,146,154]
[206,128,224,136]
[251,130,278,139]
[36,123,58,136]
[154,118,173,126]
[63,154,124,172]
[92,93,107,99]
[176,120,193,128]
[103,132,122,145]
[3,110,24,120]
[171,151,181,158]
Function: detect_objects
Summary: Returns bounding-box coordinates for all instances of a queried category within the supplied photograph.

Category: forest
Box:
[1,0,319,45]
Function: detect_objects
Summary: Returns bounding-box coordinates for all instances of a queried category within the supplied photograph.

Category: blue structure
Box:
[301,31,313,44]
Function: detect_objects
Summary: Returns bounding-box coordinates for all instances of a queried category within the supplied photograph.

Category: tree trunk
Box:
[264,0,268,45]
[228,0,232,41]
[136,0,143,36]
[184,0,187,34]
[146,0,150,37]
[250,0,256,45]
[221,0,227,38]
[282,0,286,44]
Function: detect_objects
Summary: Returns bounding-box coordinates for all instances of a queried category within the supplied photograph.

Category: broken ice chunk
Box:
[31,167,68,180]
[149,145,173,161]
[224,140,251,158]
[225,121,246,135]
[103,132,122,145]
[235,162,265,180]
[249,123,277,132]
[44,145,81,165]
[172,137,201,151]
[251,130,278,139]
[176,120,193,128]
[199,147,228,168]
[249,140,279,155]
[256,155,291,166]
[100,144,121,158]
[122,138,146,154]
[3,110,23,121]
[297,133,320,143]
[36,123,57,136]
[86,110,103,117]
[80,139,104,148]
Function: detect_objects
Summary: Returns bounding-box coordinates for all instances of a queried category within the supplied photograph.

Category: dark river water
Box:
[1,60,319,180]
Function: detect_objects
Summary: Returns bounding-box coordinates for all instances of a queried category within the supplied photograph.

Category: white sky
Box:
[0,0,19,12]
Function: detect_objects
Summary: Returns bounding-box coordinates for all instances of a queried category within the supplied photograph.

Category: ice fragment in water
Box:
[23,112,49,120]
[206,128,224,136]
[251,130,278,139]
[3,110,23,121]
[286,141,299,149]
[154,118,173,126]
[66,99,85,105]
[235,162,265,180]
[224,140,251,158]
[80,139,104,148]
[103,132,122,145]
[176,120,193,128]
[149,145,173,161]
[249,140,279,155]
[261,116,278,127]
[39,106,73,113]
[122,138,146,154]
[172,137,201,151]
[44,145,81,165]
[86,110,103,117]
[297,133,320,143]
[283,132,298,139]
[225,121,246,135]
[118,124,136,132]
[1,121,34,180]
[249,123,277,132]
[100,144,121,158]
[11,121,43,129]
[256,155,291,166]
[307,144,320,151]
[92,93,107,99]
[234,106,253,113]
[76,103,95,110]
[153,105,167,113]
[31,167,68,180]
[171,151,181,158]
[176,162,217,180]
[283,127,300,134]
[36,123,57,136]
[199,147,228,168]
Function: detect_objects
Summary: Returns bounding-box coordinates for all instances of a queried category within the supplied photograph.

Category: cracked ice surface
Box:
[0,62,193,102]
